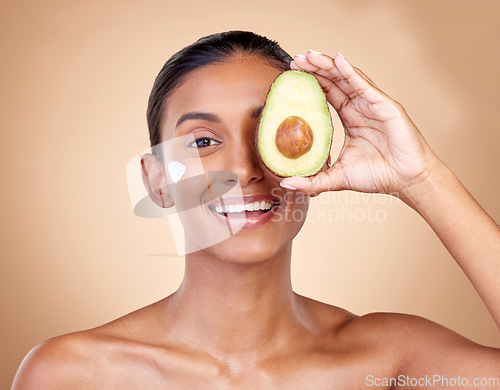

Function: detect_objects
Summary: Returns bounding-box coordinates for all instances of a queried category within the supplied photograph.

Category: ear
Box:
[140,153,174,208]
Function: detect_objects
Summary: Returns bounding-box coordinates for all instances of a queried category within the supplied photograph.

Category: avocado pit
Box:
[275,116,313,159]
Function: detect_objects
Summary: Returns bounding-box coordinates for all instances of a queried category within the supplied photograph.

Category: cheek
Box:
[272,191,310,228]
[290,199,310,227]
[283,191,310,210]
[168,172,205,208]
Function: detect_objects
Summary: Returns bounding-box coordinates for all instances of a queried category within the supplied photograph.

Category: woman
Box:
[13,31,500,389]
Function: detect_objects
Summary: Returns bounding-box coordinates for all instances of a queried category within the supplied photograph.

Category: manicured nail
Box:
[280,183,297,190]
[294,54,307,59]
[308,49,322,55]
[335,52,344,58]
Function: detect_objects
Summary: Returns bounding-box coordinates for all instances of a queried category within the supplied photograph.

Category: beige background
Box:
[2,0,500,386]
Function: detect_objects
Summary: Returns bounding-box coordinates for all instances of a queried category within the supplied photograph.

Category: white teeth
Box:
[211,200,278,214]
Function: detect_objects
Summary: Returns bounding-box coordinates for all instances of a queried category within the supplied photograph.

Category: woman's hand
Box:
[280,51,441,198]
[282,51,500,331]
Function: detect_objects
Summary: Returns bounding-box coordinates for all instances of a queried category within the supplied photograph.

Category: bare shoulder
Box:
[344,311,494,348]
[12,331,106,389]
[12,300,168,389]
[340,311,484,350]
[343,312,500,377]
[299,296,499,374]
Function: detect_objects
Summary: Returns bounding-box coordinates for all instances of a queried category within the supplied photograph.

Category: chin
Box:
[182,195,309,264]
[197,230,294,266]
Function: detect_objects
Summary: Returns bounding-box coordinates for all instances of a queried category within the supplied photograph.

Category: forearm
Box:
[400,159,500,328]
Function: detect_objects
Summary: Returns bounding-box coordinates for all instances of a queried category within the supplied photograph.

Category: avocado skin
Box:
[257,70,333,177]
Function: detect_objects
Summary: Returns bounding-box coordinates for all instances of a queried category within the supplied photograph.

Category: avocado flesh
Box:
[258,70,333,177]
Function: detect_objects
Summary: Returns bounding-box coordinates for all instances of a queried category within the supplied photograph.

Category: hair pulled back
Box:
[146,30,293,157]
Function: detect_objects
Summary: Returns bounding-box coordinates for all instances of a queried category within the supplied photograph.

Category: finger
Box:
[304,51,388,104]
[296,52,384,106]
[310,72,350,113]
[293,53,352,94]
[332,53,387,104]
[292,56,350,112]
[353,66,378,88]
[279,163,348,196]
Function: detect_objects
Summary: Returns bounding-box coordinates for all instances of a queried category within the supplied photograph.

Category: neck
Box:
[161,242,306,359]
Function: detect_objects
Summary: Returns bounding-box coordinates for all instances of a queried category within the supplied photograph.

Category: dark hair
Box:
[146,30,293,158]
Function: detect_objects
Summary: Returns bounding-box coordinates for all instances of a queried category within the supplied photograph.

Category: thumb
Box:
[279,164,348,196]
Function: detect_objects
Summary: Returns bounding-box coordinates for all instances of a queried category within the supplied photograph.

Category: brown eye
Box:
[188,137,221,148]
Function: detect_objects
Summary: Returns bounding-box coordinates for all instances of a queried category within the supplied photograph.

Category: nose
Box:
[224,135,264,187]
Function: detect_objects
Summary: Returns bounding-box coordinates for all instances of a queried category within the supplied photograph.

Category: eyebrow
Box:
[175,112,220,128]
[174,105,265,129]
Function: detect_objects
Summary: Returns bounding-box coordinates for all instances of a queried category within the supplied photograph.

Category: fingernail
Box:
[294,54,307,59]
[280,183,297,190]
[308,49,322,55]
[335,52,345,58]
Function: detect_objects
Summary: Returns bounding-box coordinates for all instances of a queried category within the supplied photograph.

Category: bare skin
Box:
[13,52,500,389]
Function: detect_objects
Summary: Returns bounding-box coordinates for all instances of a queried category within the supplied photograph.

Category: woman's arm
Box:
[401,157,500,328]
[281,50,500,380]
[281,51,500,328]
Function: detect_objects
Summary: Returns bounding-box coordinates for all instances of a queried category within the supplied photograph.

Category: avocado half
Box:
[257,70,333,177]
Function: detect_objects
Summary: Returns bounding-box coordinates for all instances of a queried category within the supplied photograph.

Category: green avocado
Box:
[257,70,333,177]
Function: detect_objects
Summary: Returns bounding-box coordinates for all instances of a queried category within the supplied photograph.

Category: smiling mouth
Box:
[207,200,280,218]
[215,200,278,215]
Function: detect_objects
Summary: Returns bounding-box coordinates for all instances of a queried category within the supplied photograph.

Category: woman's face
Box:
[159,55,310,263]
